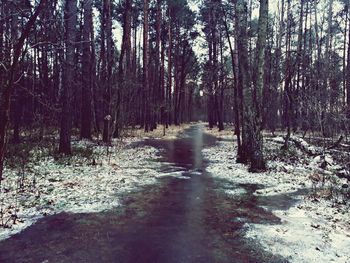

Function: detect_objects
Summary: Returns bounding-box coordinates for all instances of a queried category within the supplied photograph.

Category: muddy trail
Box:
[0,125,299,262]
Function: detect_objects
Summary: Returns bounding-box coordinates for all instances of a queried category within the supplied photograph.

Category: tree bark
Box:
[235,0,250,164]
[222,9,241,153]
[346,4,350,118]
[80,0,93,139]
[282,0,293,149]
[143,0,150,132]
[59,0,78,154]
[249,0,268,172]
[102,0,112,142]
[166,7,172,127]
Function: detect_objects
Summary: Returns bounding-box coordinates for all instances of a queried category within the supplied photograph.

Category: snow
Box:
[225,188,247,196]
[202,141,311,196]
[290,135,322,155]
[202,130,350,263]
[270,136,285,144]
[2,123,349,262]
[0,137,167,241]
[159,171,191,179]
[0,124,193,240]
[246,203,350,263]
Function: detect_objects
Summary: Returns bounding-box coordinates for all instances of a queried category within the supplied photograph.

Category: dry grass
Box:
[121,123,192,140]
[204,124,235,139]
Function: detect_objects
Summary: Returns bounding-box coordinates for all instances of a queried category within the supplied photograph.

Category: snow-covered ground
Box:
[2,123,349,262]
[0,125,191,241]
[203,129,350,263]
[0,138,160,240]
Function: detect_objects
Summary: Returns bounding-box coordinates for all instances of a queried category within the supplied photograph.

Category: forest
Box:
[0,0,349,262]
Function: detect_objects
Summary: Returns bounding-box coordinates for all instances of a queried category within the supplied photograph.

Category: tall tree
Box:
[59,0,78,154]
[102,0,113,142]
[248,0,268,171]
[80,0,94,139]
[282,0,293,149]
[166,6,172,127]
[222,7,241,159]
[0,0,47,180]
[143,0,150,131]
[346,2,350,118]
[235,0,250,164]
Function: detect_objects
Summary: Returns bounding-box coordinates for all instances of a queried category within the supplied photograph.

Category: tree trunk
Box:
[80,0,93,139]
[222,9,241,153]
[143,0,150,132]
[282,0,293,149]
[154,0,162,128]
[102,0,112,142]
[166,7,172,127]
[346,4,350,118]
[249,0,268,172]
[235,0,250,164]
[59,0,77,154]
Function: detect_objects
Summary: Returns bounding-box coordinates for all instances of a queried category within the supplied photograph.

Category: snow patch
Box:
[0,138,166,240]
[202,138,350,262]
[246,203,350,263]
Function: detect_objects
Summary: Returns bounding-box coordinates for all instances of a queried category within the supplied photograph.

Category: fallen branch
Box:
[288,136,322,156]
[327,135,344,150]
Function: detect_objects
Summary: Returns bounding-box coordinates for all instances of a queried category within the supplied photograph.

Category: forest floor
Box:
[0,123,349,262]
[0,124,190,240]
[204,126,350,263]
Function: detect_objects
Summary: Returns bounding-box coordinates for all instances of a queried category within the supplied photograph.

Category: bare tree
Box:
[80,0,94,139]
[0,0,47,180]
[59,0,78,154]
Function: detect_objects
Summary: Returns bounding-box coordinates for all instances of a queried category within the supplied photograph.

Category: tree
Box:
[282,0,293,149]
[235,0,251,164]
[248,0,268,171]
[102,0,113,142]
[222,6,242,158]
[143,0,150,131]
[346,2,350,118]
[59,0,78,154]
[80,0,94,139]
[233,0,267,171]
[0,0,47,180]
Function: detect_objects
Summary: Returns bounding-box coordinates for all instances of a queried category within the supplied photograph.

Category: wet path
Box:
[0,125,294,262]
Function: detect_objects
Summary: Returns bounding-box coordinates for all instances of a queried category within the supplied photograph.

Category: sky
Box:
[107,0,343,63]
